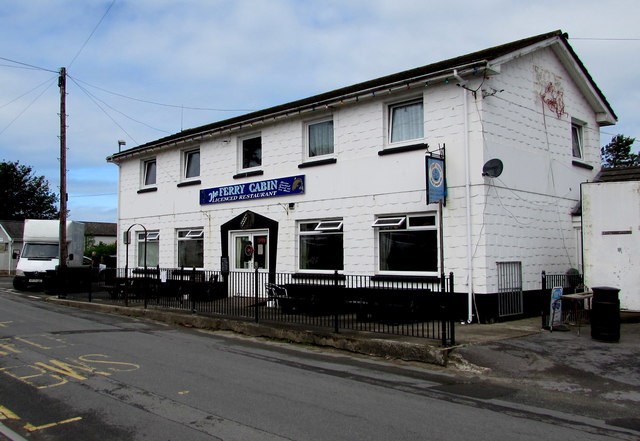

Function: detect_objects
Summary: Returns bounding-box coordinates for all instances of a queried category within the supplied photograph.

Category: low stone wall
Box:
[48,297,450,366]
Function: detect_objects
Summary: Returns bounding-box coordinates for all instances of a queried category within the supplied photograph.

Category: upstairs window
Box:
[308,120,334,158]
[242,135,262,169]
[143,159,157,186]
[184,149,200,179]
[389,99,423,143]
[571,122,583,159]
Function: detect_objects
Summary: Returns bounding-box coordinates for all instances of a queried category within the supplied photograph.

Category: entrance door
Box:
[231,231,268,271]
[229,231,269,297]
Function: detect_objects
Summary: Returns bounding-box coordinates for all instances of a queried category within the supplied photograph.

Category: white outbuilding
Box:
[582,167,640,311]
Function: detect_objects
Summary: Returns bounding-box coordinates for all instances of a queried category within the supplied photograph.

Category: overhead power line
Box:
[570,37,640,41]
[68,76,142,145]
[71,76,257,112]
[68,0,117,68]
[0,55,58,73]
[0,76,57,136]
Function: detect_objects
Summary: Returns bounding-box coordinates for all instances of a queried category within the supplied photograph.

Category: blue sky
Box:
[1,0,639,223]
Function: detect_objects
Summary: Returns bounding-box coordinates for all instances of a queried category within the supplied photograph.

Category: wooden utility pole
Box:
[59,67,68,271]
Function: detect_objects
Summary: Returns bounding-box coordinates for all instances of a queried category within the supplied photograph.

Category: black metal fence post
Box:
[541,270,546,329]
[124,266,129,307]
[191,267,197,313]
[442,272,456,346]
[334,270,340,334]
[88,268,92,303]
[254,267,260,323]
[143,265,149,310]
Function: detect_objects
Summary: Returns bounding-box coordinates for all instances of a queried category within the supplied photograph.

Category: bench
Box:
[269,283,348,315]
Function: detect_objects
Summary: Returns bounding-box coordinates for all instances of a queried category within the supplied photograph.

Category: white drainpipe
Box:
[454,70,474,324]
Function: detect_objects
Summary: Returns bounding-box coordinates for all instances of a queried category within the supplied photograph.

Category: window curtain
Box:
[391,102,423,143]
[309,121,334,157]
[138,242,159,267]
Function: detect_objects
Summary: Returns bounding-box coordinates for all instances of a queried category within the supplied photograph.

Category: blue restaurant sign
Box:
[200,175,305,205]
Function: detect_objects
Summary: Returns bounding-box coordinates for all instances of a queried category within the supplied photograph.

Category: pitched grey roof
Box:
[83,221,117,236]
[596,166,640,182]
[0,220,25,240]
[108,30,616,163]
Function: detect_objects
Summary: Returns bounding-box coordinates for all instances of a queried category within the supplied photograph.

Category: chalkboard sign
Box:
[220,257,229,273]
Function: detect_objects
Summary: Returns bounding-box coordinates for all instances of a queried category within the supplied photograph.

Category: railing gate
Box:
[497,261,523,317]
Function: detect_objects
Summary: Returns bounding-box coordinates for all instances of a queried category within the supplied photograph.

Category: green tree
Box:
[84,241,117,266]
[0,160,58,220]
[601,135,639,168]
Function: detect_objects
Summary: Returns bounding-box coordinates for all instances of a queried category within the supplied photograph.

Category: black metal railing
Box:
[540,270,588,328]
[59,268,457,346]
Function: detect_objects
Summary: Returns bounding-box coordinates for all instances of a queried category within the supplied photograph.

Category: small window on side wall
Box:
[143,159,156,186]
[571,123,583,159]
[184,149,200,179]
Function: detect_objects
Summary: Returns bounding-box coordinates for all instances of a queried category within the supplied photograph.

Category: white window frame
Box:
[315,220,343,231]
[183,148,200,180]
[388,98,424,145]
[306,118,335,159]
[373,213,438,275]
[239,134,262,170]
[137,231,159,267]
[371,217,406,228]
[142,158,157,187]
[176,228,204,269]
[571,121,584,159]
[298,219,344,272]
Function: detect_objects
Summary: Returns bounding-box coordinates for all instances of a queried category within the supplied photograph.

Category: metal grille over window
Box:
[497,261,523,317]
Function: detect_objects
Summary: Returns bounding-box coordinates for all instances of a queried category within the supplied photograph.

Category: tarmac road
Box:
[2,276,639,439]
[450,316,640,433]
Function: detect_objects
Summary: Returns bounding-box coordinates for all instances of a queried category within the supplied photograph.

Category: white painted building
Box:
[0,220,24,275]
[582,167,640,311]
[107,31,616,322]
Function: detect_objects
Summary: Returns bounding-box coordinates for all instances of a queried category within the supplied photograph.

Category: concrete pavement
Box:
[449,314,640,432]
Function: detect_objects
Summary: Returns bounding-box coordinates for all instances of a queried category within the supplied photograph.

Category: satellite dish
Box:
[482,158,504,178]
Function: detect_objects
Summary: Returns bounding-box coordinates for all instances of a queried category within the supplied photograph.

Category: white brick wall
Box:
[116,45,604,296]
